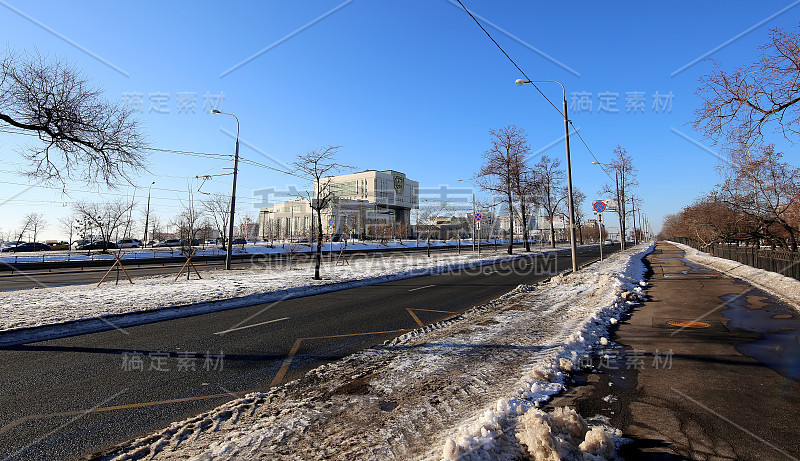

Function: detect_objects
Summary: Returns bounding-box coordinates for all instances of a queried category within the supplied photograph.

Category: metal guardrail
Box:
[670,237,800,281]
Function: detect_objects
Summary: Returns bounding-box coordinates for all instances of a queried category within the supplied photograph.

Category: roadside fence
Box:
[670,237,800,281]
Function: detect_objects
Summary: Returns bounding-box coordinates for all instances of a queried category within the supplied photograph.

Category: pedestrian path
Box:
[553,241,800,460]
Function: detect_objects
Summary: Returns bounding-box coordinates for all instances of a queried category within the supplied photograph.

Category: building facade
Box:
[259,170,419,239]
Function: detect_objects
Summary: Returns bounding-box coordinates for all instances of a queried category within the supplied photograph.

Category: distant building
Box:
[259,170,419,239]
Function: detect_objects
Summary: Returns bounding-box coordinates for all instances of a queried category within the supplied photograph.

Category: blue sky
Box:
[1,1,799,240]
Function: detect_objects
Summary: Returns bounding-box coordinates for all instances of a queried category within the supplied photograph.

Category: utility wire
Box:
[454,0,615,184]
[453,0,563,118]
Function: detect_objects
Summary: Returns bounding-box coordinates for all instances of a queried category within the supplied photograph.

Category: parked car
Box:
[154,239,181,247]
[4,242,51,252]
[77,241,117,250]
[46,241,70,251]
[116,238,142,248]
[231,238,247,245]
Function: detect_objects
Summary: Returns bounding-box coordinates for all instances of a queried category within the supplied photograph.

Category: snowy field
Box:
[669,241,800,311]
[103,243,654,461]
[0,244,575,344]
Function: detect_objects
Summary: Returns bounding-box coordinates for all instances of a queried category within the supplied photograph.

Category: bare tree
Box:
[513,165,538,252]
[694,25,800,149]
[58,213,79,246]
[715,143,800,249]
[571,188,587,245]
[600,146,637,250]
[202,193,231,250]
[534,154,567,248]
[477,125,528,254]
[0,51,146,185]
[15,215,32,243]
[173,186,203,251]
[73,199,135,252]
[292,146,350,280]
[23,212,47,243]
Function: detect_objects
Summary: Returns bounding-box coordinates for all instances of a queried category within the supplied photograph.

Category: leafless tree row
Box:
[667,24,800,250]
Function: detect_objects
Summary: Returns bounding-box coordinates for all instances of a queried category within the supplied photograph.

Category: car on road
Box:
[153,239,181,247]
[45,241,71,250]
[77,241,117,250]
[231,238,247,245]
[116,238,142,248]
[2,242,51,252]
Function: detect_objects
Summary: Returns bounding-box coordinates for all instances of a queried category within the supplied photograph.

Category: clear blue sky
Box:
[1,1,799,240]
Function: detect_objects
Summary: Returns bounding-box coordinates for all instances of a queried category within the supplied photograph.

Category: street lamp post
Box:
[143,181,155,247]
[457,179,476,252]
[211,109,240,270]
[515,78,578,273]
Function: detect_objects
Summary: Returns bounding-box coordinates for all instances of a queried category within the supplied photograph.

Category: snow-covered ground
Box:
[0,240,508,264]
[0,244,574,345]
[103,243,654,461]
[669,241,800,311]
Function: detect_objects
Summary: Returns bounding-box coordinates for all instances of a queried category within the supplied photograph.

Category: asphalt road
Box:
[0,243,511,292]
[0,244,617,461]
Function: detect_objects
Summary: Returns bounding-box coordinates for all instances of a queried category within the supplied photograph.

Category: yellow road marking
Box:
[413,308,457,314]
[270,338,304,387]
[406,308,425,327]
[269,328,411,387]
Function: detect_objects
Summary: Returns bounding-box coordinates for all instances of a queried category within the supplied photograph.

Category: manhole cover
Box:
[667,320,711,328]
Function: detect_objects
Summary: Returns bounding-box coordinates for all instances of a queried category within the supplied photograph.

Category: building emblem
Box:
[393,173,405,195]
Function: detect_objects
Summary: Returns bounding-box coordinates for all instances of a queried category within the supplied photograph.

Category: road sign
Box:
[328,218,335,227]
[592,201,606,213]
[475,212,482,222]
[476,221,481,230]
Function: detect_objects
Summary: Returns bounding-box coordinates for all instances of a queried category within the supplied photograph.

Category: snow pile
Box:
[516,407,617,461]
[669,241,800,310]
[437,251,650,461]
[0,247,565,339]
[102,243,653,461]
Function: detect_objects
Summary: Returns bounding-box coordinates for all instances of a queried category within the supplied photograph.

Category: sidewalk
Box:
[552,241,800,460]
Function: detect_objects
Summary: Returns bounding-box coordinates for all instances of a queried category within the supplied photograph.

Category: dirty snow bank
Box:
[103,243,653,461]
[669,241,800,310]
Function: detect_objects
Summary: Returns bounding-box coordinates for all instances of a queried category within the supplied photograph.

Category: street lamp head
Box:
[211,109,222,114]
[592,161,601,165]
[515,78,531,86]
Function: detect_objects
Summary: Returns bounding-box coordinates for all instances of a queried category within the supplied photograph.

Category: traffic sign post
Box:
[597,212,604,261]
[476,220,481,256]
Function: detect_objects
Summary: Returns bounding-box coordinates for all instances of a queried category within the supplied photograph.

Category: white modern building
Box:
[259,170,419,239]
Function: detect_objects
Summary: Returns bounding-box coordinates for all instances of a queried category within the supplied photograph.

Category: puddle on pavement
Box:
[720,291,800,382]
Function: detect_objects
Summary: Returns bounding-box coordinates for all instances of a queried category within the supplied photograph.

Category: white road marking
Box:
[408,284,436,292]
[214,317,290,335]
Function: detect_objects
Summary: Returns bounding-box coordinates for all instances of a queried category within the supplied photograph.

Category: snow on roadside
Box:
[0,246,569,339]
[102,242,653,461]
[669,241,800,311]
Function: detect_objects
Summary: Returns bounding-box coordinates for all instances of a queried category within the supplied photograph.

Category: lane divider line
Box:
[408,284,436,292]
[214,317,290,335]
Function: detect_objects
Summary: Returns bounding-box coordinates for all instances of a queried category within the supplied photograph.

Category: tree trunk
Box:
[314,208,322,280]
[507,192,514,255]
[549,221,556,248]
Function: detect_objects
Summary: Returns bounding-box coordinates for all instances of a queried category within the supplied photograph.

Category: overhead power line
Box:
[453,0,614,182]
